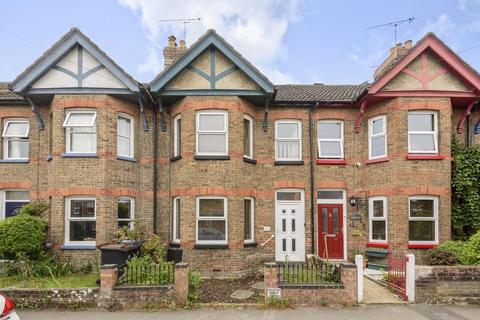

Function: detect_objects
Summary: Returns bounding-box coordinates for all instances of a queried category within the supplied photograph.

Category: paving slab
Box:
[230,289,254,300]
[252,282,264,290]
[363,277,404,304]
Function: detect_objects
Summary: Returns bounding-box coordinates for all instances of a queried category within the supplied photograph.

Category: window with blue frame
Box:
[2,190,29,219]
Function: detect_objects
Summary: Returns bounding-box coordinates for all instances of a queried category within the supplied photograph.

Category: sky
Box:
[1,0,480,85]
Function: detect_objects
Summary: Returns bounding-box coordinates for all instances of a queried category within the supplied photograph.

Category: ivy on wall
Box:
[451,138,480,240]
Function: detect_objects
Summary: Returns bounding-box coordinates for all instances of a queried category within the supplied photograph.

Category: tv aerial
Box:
[368,16,416,45]
[158,18,202,43]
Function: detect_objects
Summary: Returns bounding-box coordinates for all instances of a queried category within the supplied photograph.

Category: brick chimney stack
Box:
[373,40,413,80]
[163,35,188,69]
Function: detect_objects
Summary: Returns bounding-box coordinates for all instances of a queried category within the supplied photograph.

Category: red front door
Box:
[318,204,344,259]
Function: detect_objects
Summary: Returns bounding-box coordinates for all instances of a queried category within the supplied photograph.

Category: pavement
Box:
[18,304,480,320]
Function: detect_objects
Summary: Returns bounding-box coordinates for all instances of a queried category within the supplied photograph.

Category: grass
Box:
[0,272,99,289]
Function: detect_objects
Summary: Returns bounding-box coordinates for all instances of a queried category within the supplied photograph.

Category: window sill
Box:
[60,244,97,250]
[0,159,29,163]
[243,242,257,248]
[194,155,230,161]
[316,159,347,165]
[194,244,229,250]
[61,153,98,158]
[406,154,445,160]
[407,243,437,249]
[274,160,304,166]
[367,242,389,248]
[243,157,257,164]
[116,156,136,162]
[170,155,182,162]
[366,157,390,164]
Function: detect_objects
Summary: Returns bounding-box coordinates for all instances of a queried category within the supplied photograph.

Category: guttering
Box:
[25,96,45,131]
[309,102,318,255]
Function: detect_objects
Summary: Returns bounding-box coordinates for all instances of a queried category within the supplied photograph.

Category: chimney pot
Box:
[179,40,186,48]
[404,40,413,49]
[168,35,177,48]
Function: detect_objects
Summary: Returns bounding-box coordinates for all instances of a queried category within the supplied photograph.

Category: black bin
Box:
[167,247,183,264]
[98,241,142,267]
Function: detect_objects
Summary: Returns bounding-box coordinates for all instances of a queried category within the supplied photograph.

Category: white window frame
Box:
[172,197,181,243]
[243,114,253,159]
[408,111,438,154]
[63,109,97,154]
[195,196,228,245]
[195,110,228,156]
[118,197,134,229]
[117,113,134,159]
[275,120,302,161]
[173,114,181,157]
[317,120,344,159]
[408,196,439,245]
[368,115,387,159]
[368,196,388,243]
[64,197,96,245]
[2,119,30,160]
[244,197,255,244]
[0,190,30,220]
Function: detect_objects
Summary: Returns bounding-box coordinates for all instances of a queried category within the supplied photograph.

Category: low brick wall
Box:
[264,262,358,305]
[1,288,98,309]
[416,266,480,304]
[101,285,174,309]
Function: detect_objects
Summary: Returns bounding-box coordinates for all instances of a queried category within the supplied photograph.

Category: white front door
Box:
[275,190,305,262]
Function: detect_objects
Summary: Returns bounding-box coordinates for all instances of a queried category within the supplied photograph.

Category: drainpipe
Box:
[467,101,479,147]
[309,103,318,255]
[152,102,158,234]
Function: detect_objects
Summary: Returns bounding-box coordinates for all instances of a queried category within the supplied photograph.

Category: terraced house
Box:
[1,28,480,275]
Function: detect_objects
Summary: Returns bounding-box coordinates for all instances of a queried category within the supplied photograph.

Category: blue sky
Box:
[1,0,479,85]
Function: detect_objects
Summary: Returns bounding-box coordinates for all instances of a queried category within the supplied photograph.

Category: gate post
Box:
[355,255,364,303]
[406,254,415,303]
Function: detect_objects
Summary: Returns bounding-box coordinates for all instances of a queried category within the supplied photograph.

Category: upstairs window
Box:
[118,197,134,229]
[196,111,228,156]
[243,115,253,159]
[173,115,181,157]
[368,115,387,159]
[368,196,387,242]
[2,119,29,160]
[117,114,134,159]
[409,196,438,244]
[63,110,97,154]
[317,120,343,159]
[275,120,302,161]
[408,111,437,153]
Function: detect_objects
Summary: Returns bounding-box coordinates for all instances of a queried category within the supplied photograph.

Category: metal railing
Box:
[278,261,341,285]
[118,263,174,286]
[387,254,407,300]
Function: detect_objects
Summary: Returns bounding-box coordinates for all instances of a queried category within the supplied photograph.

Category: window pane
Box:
[277,123,299,138]
[372,200,384,217]
[4,122,28,136]
[175,199,181,239]
[71,132,96,153]
[199,114,225,131]
[8,139,29,158]
[117,136,131,156]
[322,208,328,233]
[409,221,435,241]
[291,218,296,232]
[277,192,301,201]
[282,218,286,232]
[118,201,131,220]
[292,238,296,252]
[5,201,29,218]
[332,208,339,233]
[372,221,386,240]
[318,122,341,139]
[198,220,226,241]
[276,141,300,159]
[318,191,343,200]
[371,136,386,157]
[244,199,252,240]
[282,238,286,251]
[410,199,434,217]
[69,221,96,241]
[118,117,131,136]
[319,141,341,157]
[71,200,95,218]
[6,191,29,200]
[199,199,224,217]
[198,134,226,153]
[175,118,181,156]
[65,113,95,126]
[372,118,384,135]
[118,220,130,229]
[408,113,434,131]
[410,134,435,152]
[244,118,251,156]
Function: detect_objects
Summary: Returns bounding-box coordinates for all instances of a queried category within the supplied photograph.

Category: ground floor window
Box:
[172,197,181,243]
[1,190,29,219]
[196,197,227,245]
[368,196,387,242]
[244,198,254,243]
[408,196,438,244]
[118,197,134,229]
[65,197,96,244]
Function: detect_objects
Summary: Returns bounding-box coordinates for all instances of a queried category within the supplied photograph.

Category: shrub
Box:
[19,202,49,217]
[459,231,480,265]
[438,240,465,257]
[113,225,144,243]
[187,270,201,304]
[141,234,166,263]
[423,249,458,265]
[0,214,47,260]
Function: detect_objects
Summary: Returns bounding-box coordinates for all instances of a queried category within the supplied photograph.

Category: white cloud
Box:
[119,0,300,83]
[420,13,457,40]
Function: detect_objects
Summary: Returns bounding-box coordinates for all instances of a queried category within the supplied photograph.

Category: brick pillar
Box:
[340,262,357,303]
[264,262,278,302]
[100,264,117,297]
[174,262,189,305]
